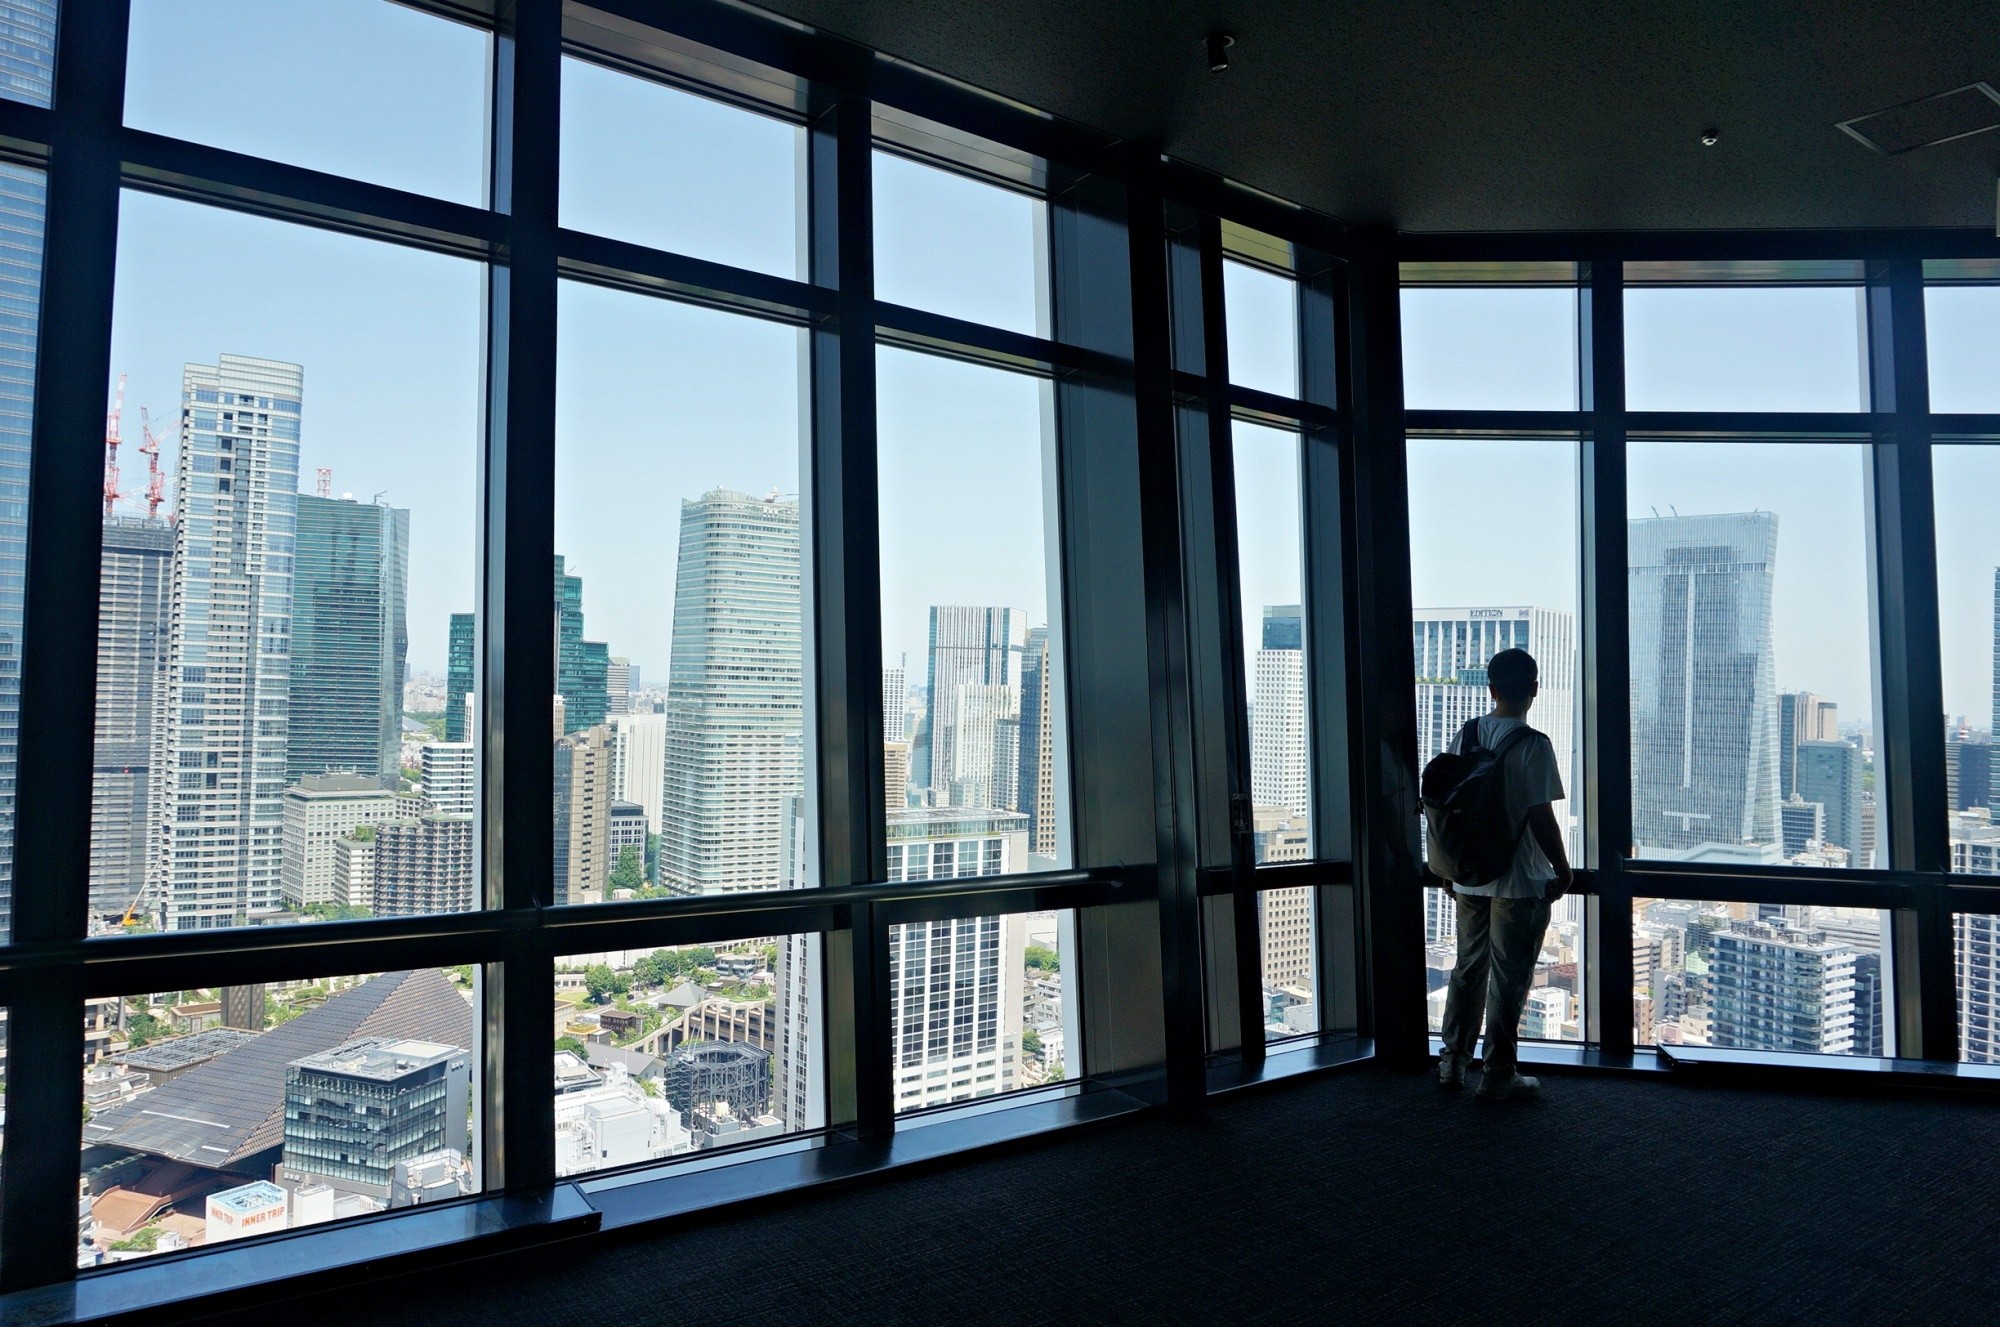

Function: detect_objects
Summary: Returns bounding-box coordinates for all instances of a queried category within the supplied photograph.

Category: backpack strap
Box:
[1457,717,1484,754]
[1488,722,1535,761]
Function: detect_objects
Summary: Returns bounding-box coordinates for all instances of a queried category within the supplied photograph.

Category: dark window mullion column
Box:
[485,0,560,1193]
[1,0,131,1291]
[1580,258,1634,1057]
[1866,257,1954,1061]
[808,87,889,1135]
[1338,229,1424,1068]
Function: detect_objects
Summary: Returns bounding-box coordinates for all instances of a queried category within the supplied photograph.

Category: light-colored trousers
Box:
[1440,893,1552,1082]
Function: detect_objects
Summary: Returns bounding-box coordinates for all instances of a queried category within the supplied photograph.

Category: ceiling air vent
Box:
[1838,81,2000,154]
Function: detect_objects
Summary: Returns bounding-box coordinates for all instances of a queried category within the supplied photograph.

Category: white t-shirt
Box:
[1447,714,1565,900]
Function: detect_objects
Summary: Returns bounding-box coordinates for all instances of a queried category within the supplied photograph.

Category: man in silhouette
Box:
[1436,647,1573,1101]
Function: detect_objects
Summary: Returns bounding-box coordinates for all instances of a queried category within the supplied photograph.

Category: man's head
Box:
[1487,648,1539,712]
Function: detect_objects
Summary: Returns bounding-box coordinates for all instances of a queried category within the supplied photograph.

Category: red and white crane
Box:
[103,372,126,517]
[139,405,168,520]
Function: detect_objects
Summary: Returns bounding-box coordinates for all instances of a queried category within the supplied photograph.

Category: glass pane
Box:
[1223,260,1298,398]
[872,153,1045,336]
[878,349,1068,874]
[1408,438,1583,1044]
[890,909,1072,1114]
[1958,913,2000,1064]
[1235,424,1310,859]
[1400,288,1578,411]
[1624,287,1867,412]
[554,937,821,1173]
[1926,286,2000,414]
[80,966,482,1265]
[1628,443,1880,868]
[560,57,804,280]
[0,164,42,944]
[1633,899,1888,1054]
[124,0,490,205]
[555,284,807,900]
[1259,887,1317,1040]
[0,0,54,108]
[97,192,482,934]
[1934,447,2000,870]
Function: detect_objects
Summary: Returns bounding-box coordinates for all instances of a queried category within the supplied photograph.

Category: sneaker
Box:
[1476,1072,1542,1101]
[1436,1052,1471,1091]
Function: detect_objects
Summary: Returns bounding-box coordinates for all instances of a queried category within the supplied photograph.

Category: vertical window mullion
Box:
[1,0,130,1292]
[486,0,560,1194]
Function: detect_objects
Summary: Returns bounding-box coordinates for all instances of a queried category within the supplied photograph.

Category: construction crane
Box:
[103,372,126,517]
[139,406,168,519]
[120,878,151,930]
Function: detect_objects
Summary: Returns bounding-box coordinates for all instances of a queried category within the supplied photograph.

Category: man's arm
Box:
[1527,803,1574,899]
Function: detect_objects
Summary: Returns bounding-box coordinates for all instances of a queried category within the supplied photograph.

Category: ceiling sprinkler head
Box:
[1206,32,1235,73]
[1700,127,1721,147]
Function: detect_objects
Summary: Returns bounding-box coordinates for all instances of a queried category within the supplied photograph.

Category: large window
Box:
[1626,441,1882,870]
[1408,436,1583,1044]
[1931,445,2000,874]
[79,967,482,1265]
[1925,275,2000,414]
[1623,271,1868,413]
[1399,267,1579,412]
[124,0,491,205]
[876,349,1069,877]
[872,152,1046,336]
[554,284,809,903]
[97,193,483,935]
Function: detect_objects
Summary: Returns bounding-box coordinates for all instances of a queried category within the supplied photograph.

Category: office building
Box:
[1628,513,1780,857]
[0,159,43,936]
[607,800,646,885]
[371,812,475,916]
[1254,604,1310,822]
[884,740,911,815]
[287,494,408,785]
[146,356,304,930]
[419,741,475,818]
[657,490,803,896]
[279,774,403,910]
[1949,736,1993,814]
[608,711,667,836]
[553,724,613,906]
[1017,627,1059,858]
[1259,885,1314,990]
[1708,923,1857,1054]
[1777,692,1838,800]
[89,515,173,925]
[885,807,1029,1112]
[883,660,907,743]
[280,1037,471,1202]
[923,605,1027,809]
[331,829,378,911]
[553,1060,690,1176]
[205,1182,289,1245]
[606,655,632,716]
[1959,910,2000,1064]
[1779,796,1826,857]
[555,556,610,733]
[1795,740,1863,864]
[1411,606,1577,824]
[445,612,474,743]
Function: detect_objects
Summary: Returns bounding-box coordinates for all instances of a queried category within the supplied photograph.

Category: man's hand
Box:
[1546,864,1574,901]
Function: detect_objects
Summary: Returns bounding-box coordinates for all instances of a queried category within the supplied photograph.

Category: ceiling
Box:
[746,0,2000,234]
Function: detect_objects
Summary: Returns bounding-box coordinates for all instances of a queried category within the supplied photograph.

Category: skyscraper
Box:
[1628,513,1780,857]
[1708,922,1857,1054]
[372,812,476,917]
[924,606,1027,810]
[148,356,304,930]
[1777,692,1838,800]
[553,724,613,906]
[555,556,610,733]
[1796,739,1863,863]
[89,516,173,924]
[608,711,668,836]
[1253,604,1309,826]
[0,0,54,106]
[280,774,403,911]
[606,656,633,716]
[288,494,409,785]
[445,612,474,743]
[0,159,47,936]
[882,659,907,744]
[1411,606,1577,807]
[656,489,802,897]
[419,741,475,818]
[1017,627,1056,858]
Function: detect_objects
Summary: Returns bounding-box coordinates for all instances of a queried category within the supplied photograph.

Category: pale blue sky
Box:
[108,0,2000,733]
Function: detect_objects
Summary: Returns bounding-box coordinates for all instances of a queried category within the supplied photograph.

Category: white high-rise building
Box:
[924,606,1026,810]
[1251,605,1309,821]
[605,656,633,716]
[147,355,304,930]
[949,682,1021,811]
[657,489,802,896]
[882,660,907,743]
[885,807,1030,1112]
[608,712,668,835]
[420,742,475,818]
[280,774,402,909]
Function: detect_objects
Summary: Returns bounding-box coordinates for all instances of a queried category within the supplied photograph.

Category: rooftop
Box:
[291,1037,464,1082]
[117,1028,258,1073]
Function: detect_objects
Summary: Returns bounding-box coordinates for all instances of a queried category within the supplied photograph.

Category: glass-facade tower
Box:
[0,159,44,937]
[89,515,173,925]
[554,555,609,732]
[288,494,409,786]
[1629,513,1780,859]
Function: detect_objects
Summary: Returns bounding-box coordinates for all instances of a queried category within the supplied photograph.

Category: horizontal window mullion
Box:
[873,298,1128,379]
[1624,409,1875,436]
[1226,383,1334,428]
[1931,415,2000,438]
[15,926,513,999]
[119,126,501,262]
[555,226,830,323]
[1405,408,1587,435]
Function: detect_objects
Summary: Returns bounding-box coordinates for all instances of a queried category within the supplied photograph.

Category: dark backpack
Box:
[1420,718,1534,888]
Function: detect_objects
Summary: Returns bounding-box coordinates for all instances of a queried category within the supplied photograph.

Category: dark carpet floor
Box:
[211,1067,2000,1325]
